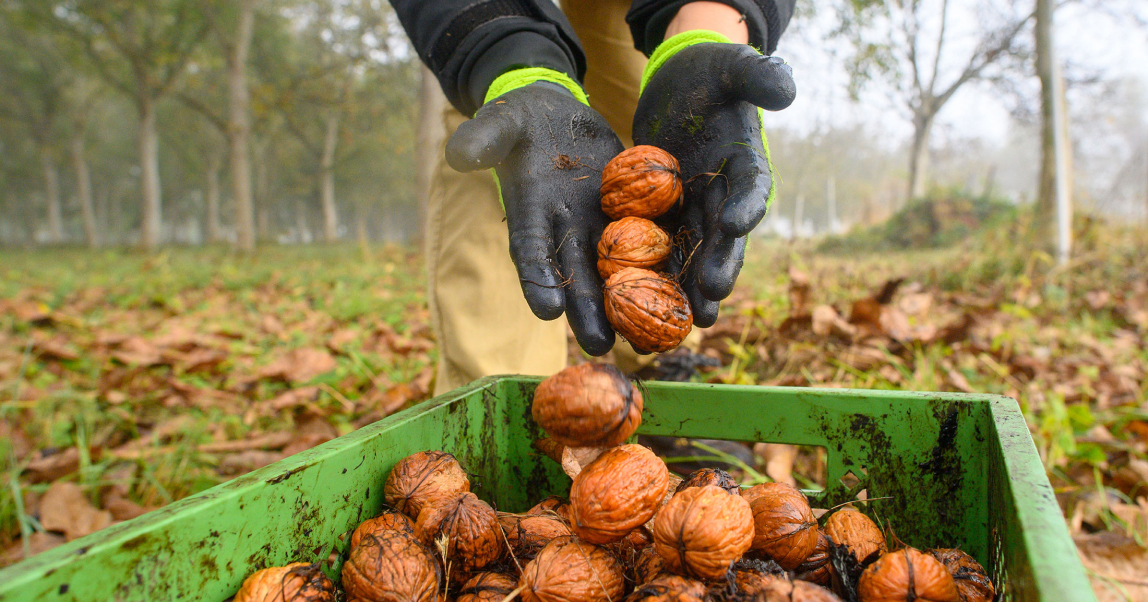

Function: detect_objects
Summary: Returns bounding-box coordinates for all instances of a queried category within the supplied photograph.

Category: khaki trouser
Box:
[426,0,659,395]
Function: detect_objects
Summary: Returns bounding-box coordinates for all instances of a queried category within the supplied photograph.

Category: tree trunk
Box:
[229,0,257,251]
[415,66,446,243]
[205,152,223,243]
[71,135,98,248]
[1034,0,1071,261]
[295,197,310,243]
[908,110,936,201]
[320,113,340,242]
[40,147,65,244]
[138,96,163,249]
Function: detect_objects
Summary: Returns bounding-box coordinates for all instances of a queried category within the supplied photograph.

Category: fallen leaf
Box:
[39,482,113,541]
[755,443,797,487]
[259,348,337,383]
[32,336,79,361]
[218,450,286,476]
[111,337,163,367]
[103,494,154,521]
[23,447,102,484]
[0,532,66,567]
[266,386,321,412]
[1075,531,1148,602]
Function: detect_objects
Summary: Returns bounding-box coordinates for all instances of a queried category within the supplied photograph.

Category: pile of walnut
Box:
[232,364,996,602]
[598,146,692,353]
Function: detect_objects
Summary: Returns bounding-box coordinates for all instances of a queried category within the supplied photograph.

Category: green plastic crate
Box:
[0,377,1094,601]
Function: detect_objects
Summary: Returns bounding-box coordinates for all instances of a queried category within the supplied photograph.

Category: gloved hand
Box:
[633,32,796,327]
[446,68,624,356]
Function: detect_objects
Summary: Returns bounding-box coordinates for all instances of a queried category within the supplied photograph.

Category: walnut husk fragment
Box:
[624,575,708,602]
[570,444,669,544]
[350,510,415,549]
[653,485,754,580]
[414,492,504,573]
[234,563,335,602]
[747,483,818,571]
[675,468,740,496]
[519,536,625,602]
[341,530,441,602]
[604,267,693,353]
[532,364,644,448]
[597,217,672,278]
[730,558,787,597]
[527,496,566,517]
[456,572,519,602]
[857,548,960,602]
[600,145,682,220]
[823,507,886,566]
[633,544,670,584]
[927,549,995,602]
[384,450,470,519]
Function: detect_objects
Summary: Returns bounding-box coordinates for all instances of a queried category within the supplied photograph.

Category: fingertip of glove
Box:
[578,332,615,357]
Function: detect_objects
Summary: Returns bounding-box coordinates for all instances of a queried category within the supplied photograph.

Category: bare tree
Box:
[27,0,209,249]
[839,0,1035,200]
[1032,0,1071,262]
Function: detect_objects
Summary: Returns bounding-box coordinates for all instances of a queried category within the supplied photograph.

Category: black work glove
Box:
[446,71,624,356]
[633,32,796,327]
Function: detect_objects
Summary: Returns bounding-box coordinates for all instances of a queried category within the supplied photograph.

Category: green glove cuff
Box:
[482,68,589,213]
[483,67,589,107]
[639,31,778,212]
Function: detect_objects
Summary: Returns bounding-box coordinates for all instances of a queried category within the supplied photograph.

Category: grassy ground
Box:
[0,221,1145,596]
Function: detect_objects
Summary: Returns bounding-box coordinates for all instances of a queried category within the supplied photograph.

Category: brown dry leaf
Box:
[756,442,797,487]
[1076,531,1148,602]
[898,292,934,316]
[32,336,80,361]
[7,299,54,324]
[103,494,155,521]
[559,445,607,479]
[218,450,286,476]
[40,482,113,541]
[326,327,360,353]
[111,337,163,367]
[258,348,337,383]
[282,433,334,456]
[0,532,66,566]
[788,267,812,316]
[945,368,975,393]
[812,305,855,338]
[261,314,285,335]
[0,422,32,461]
[1086,290,1112,311]
[23,447,98,484]
[176,348,228,373]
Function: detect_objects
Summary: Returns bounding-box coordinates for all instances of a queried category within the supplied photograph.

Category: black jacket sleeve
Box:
[390,0,586,116]
[627,0,796,56]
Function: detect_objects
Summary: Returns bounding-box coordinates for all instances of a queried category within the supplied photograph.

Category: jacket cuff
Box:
[626,0,781,56]
[463,31,582,115]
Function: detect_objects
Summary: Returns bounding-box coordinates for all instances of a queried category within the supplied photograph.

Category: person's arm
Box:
[627,0,796,55]
[389,0,587,116]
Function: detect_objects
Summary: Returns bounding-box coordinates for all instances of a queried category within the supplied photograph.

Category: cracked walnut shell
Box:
[384,450,470,519]
[341,530,441,602]
[500,514,572,562]
[747,483,819,571]
[597,217,672,279]
[413,492,504,573]
[519,536,625,602]
[857,548,960,602]
[600,145,682,220]
[234,563,335,602]
[675,468,740,496]
[652,485,754,581]
[532,363,643,448]
[624,575,708,602]
[570,444,669,544]
[794,531,833,586]
[604,267,692,353]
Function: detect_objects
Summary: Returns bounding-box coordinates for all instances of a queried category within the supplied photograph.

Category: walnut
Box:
[600,145,682,220]
[857,548,960,602]
[755,577,844,602]
[731,558,787,597]
[527,496,566,517]
[233,563,335,602]
[927,549,995,602]
[747,483,818,571]
[341,530,441,602]
[633,544,670,584]
[598,217,672,279]
[604,267,692,353]
[823,506,886,566]
[675,468,740,496]
[456,572,519,602]
[532,364,643,448]
[499,514,572,562]
[414,492,504,573]
[384,450,470,519]
[624,575,708,602]
[350,510,415,549]
[519,536,625,602]
[652,485,754,581]
[570,444,669,544]
[794,531,833,586]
